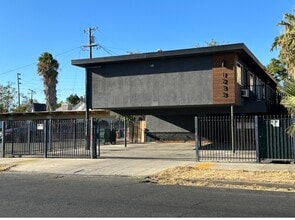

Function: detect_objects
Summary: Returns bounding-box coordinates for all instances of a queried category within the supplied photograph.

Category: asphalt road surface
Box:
[0,173,294,217]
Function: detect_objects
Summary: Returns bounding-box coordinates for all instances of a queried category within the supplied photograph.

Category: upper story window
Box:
[256,77,261,100]
[236,62,243,86]
[249,73,255,93]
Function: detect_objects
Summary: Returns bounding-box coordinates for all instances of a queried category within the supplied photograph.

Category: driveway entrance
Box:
[2,142,196,177]
[98,142,196,161]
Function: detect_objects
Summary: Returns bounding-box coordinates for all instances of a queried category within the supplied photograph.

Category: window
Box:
[236,62,243,86]
[249,73,255,94]
[262,82,266,100]
[256,77,262,100]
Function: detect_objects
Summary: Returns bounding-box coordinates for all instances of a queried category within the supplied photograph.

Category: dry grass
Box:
[0,164,15,172]
[150,164,295,192]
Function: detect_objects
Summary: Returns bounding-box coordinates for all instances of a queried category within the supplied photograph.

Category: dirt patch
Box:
[0,159,39,172]
[0,164,15,172]
[149,164,295,192]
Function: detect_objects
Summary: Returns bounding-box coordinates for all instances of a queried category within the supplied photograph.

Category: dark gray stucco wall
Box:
[146,115,194,132]
[90,56,213,109]
[145,115,195,141]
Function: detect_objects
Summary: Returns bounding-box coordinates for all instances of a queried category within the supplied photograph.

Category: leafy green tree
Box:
[13,104,27,113]
[271,8,295,77]
[205,39,220,46]
[196,39,227,48]
[266,58,288,82]
[0,82,17,113]
[272,8,295,135]
[37,52,59,111]
[279,79,295,134]
[56,101,63,109]
[66,94,81,105]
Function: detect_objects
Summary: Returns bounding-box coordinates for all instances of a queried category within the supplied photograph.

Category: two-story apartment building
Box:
[72,43,283,141]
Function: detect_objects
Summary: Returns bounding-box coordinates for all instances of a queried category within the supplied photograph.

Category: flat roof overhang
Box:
[100,103,268,116]
[71,43,276,86]
[0,110,112,121]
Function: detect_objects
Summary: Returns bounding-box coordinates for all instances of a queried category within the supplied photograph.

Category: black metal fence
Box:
[195,116,257,162]
[195,115,295,163]
[1,119,89,158]
[258,115,295,162]
[1,117,145,159]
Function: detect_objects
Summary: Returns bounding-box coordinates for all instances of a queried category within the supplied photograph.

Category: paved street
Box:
[0,173,295,217]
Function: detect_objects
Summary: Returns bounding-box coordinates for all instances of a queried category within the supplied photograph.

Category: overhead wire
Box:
[0,46,83,76]
[0,36,133,101]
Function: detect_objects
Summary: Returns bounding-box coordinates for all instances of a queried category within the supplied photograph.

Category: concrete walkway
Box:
[0,143,196,177]
[0,143,294,177]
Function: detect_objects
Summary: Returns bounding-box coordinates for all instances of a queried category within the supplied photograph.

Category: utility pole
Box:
[83,27,99,59]
[83,27,99,154]
[28,89,35,100]
[17,73,21,107]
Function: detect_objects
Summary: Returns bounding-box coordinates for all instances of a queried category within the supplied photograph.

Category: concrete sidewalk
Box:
[0,157,196,177]
[0,143,294,177]
[0,143,196,177]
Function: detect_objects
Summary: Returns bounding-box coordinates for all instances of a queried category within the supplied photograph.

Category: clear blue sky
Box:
[0,0,294,104]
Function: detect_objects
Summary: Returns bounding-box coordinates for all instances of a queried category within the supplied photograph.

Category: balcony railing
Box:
[241,85,281,106]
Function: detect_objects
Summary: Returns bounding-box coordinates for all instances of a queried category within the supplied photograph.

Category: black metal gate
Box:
[1,119,90,158]
[195,115,295,163]
[258,115,295,162]
[195,116,257,162]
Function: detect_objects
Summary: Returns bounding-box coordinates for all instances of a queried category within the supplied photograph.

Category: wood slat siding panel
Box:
[212,53,236,104]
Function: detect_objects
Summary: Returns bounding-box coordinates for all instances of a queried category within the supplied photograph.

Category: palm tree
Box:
[37,52,59,111]
[271,9,295,135]
[280,79,295,135]
[271,9,295,77]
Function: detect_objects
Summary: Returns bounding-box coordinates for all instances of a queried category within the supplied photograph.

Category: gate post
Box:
[90,117,97,159]
[194,116,200,161]
[27,121,31,155]
[292,115,295,163]
[231,105,235,153]
[48,119,53,152]
[97,119,100,157]
[1,121,5,158]
[254,116,260,163]
[44,120,48,158]
[124,116,127,148]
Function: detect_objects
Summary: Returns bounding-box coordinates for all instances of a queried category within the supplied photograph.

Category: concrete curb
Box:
[176,178,295,190]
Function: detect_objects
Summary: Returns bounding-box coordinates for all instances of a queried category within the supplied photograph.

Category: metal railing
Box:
[2,119,89,158]
[258,115,295,162]
[1,117,146,158]
[195,116,257,162]
[242,84,280,105]
[195,115,295,163]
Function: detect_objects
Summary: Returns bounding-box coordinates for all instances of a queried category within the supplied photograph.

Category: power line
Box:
[0,46,82,76]
[0,63,36,76]
[0,44,126,77]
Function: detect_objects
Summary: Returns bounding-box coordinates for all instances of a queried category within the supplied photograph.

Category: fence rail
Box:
[195,115,295,163]
[258,115,295,162]
[1,119,89,158]
[196,116,257,162]
[1,117,145,159]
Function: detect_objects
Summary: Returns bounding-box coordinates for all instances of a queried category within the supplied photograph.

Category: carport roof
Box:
[0,109,112,121]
